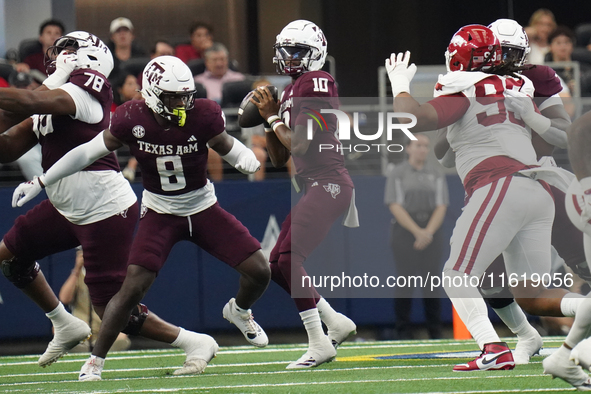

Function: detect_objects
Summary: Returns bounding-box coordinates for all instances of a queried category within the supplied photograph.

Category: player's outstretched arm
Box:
[209,131,260,175]
[0,52,77,116]
[386,52,440,132]
[0,118,39,164]
[536,102,571,149]
[12,130,123,207]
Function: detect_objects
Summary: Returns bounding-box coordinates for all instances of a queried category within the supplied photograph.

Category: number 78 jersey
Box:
[431,71,538,184]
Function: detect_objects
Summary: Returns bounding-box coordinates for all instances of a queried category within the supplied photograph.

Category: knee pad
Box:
[571,261,591,282]
[1,257,39,289]
[121,303,149,335]
[480,285,515,309]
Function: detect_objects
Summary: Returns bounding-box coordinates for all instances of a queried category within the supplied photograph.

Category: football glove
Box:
[235,152,261,174]
[505,89,551,134]
[122,166,136,182]
[385,51,417,97]
[221,137,261,175]
[43,52,78,90]
[12,175,45,208]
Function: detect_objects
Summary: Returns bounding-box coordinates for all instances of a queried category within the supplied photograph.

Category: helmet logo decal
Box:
[144,62,165,86]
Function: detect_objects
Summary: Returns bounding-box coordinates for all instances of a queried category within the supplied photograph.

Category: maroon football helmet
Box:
[445,25,501,72]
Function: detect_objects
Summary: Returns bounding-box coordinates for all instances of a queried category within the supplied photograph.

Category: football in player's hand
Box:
[238,85,278,128]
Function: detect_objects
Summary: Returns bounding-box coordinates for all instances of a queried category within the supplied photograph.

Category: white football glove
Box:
[43,51,78,89]
[385,51,417,97]
[12,175,45,208]
[504,89,551,134]
[235,153,261,175]
[122,166,136,182]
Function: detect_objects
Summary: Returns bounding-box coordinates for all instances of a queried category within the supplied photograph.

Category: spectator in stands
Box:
[107,17,146,84]
[384,135,449,339]
[113,72,141,108]
[193,43,244,182]
[175,21,214,64]
[546,26,591,96]
[16,19,65,75]
[525,8,557,64]
[59,248,131,353]
[194,43,245,104]
[111,71,141,182]
[151,39,175,58]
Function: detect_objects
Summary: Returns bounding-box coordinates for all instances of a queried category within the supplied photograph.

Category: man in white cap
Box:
[107,17,146,83]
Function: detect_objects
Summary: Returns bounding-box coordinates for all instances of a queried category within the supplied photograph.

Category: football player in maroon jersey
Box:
[0,33,219,376]
[13,55,270,380]
[250,20,357,369]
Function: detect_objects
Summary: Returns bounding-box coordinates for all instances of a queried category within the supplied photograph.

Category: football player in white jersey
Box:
[386,24,588,380]
[437,18,584,368]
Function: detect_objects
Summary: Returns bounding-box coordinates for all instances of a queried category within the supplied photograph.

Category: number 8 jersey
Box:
[430,71,538,196]
[110,98,225,216]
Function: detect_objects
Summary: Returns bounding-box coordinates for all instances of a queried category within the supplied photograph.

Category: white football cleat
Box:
[513,330,543,365]
[173,334,219,375]
[79,355,104,381]
[38,317,92,367]
[223,298,268,347]
[571,338,591,371]
[286,336,336,369]
[543,347,591,390]
[326,313,357,349]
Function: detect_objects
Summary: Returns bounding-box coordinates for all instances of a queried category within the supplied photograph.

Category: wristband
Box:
[272,121,285,132]
[264,127,273,133]
[523,112,551,135]
[42,68,69,90]
[38,175,46,189]
[266,115,281,124]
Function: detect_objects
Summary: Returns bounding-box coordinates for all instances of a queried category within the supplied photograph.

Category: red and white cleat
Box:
[453,342,515,372]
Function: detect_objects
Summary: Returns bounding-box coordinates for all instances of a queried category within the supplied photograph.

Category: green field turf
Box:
[0,337,580,393]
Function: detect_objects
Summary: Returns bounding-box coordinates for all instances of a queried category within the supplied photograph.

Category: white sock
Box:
[45,302,72,328]
[171,327,202,353]
[565,296,591,348]
[553,344,572,359]
[88,354,105,367]
[493,302,537,338]
[561,293,585,317]
[443,271,500,349]
[316,298,338,326]
[454,297,501,348]
[300,308,325,348]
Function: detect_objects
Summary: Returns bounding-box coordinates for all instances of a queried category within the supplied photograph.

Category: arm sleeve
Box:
[42,132,112,186]
[427,93,471,129]
[58,83,103,124]
[537,126,568,148]
[537,94,563,112]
